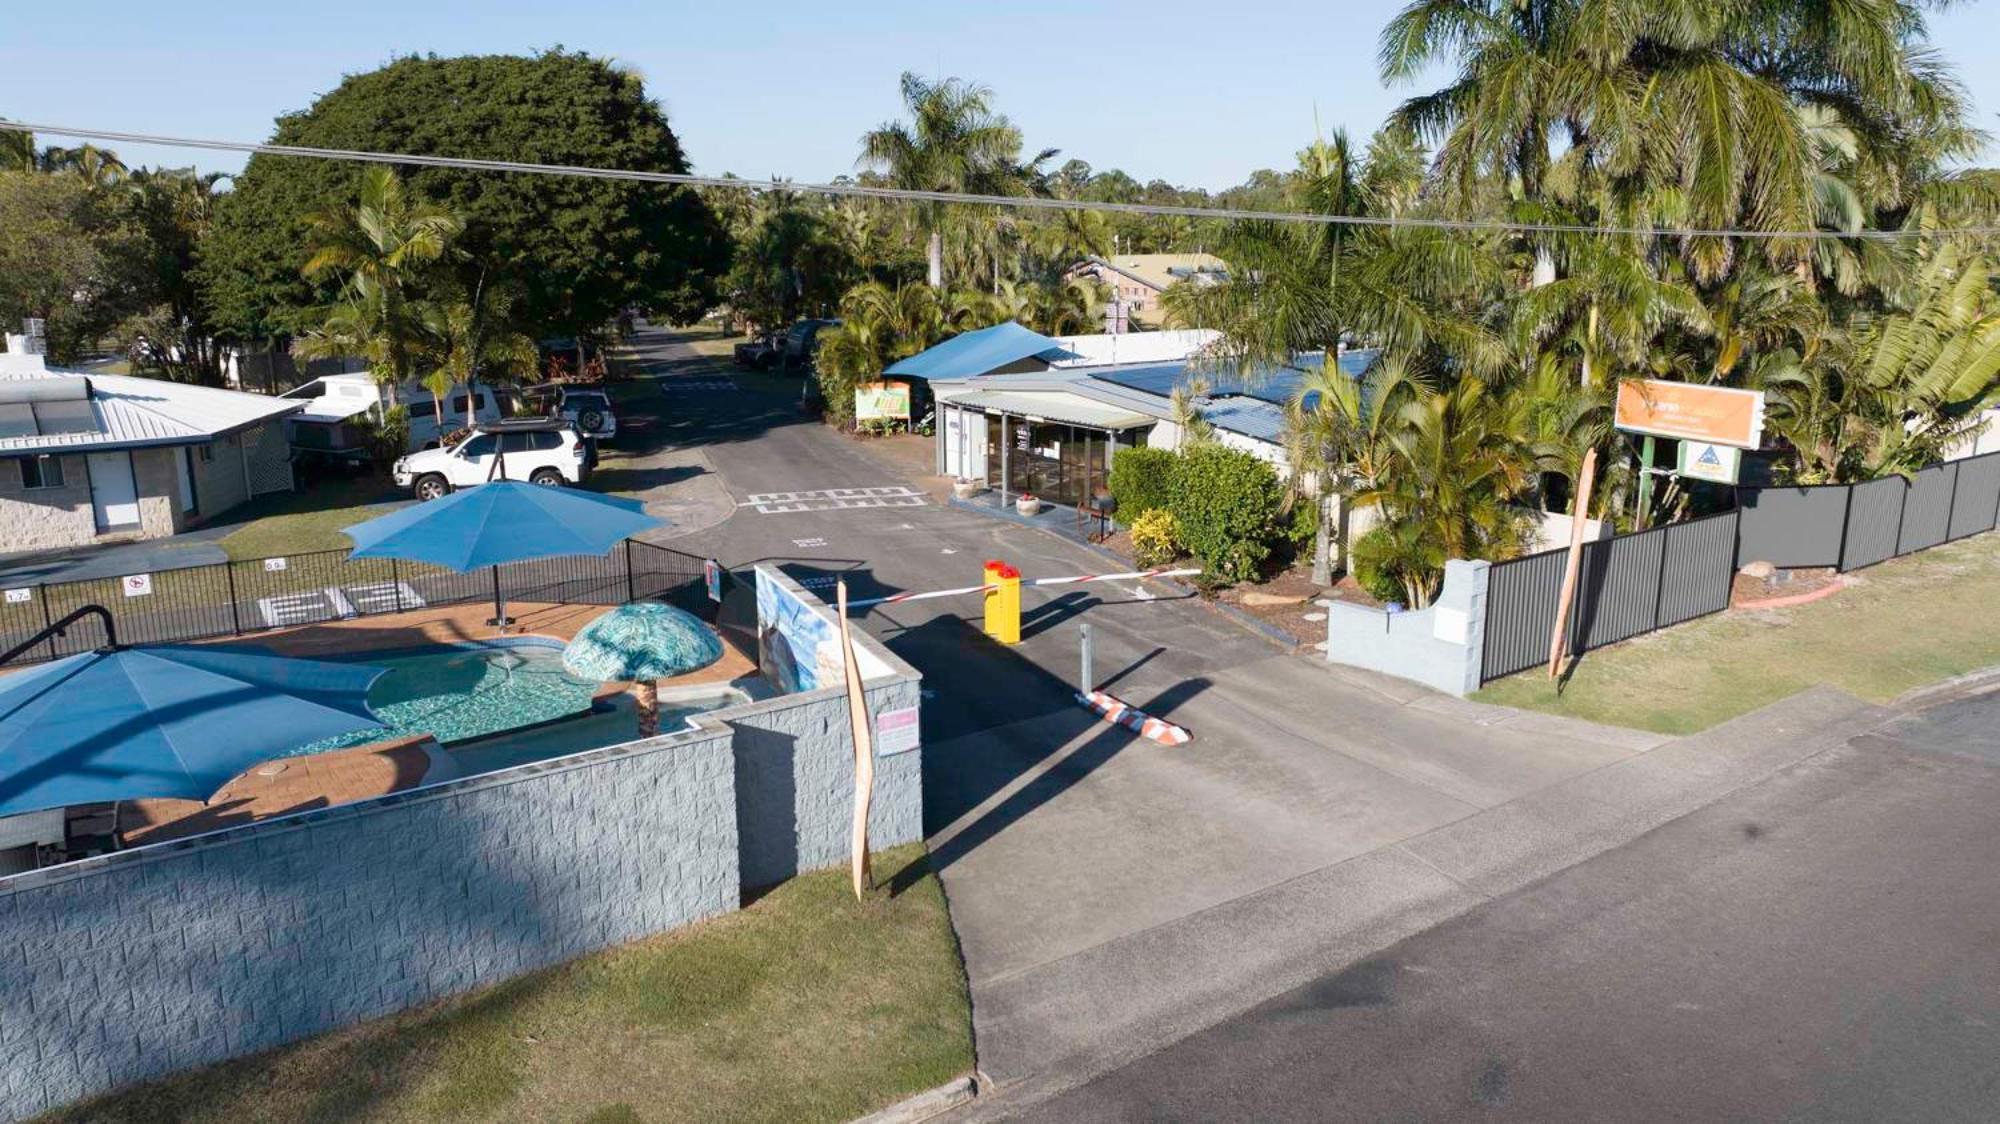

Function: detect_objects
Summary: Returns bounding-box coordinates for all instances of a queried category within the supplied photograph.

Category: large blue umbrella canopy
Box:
[563,602,724,682]
[0,645,387,818]
[344,481,662,571]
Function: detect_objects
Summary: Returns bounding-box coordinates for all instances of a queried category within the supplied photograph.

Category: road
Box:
[1018,684,2000,1123]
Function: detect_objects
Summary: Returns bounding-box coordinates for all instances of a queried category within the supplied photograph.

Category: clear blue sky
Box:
[7,0,2000,191]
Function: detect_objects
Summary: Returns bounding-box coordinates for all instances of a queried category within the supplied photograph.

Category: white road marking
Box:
[793,537,828,548]
[661,379,737,391]
[747,486,928,514]
[796,575,839,590]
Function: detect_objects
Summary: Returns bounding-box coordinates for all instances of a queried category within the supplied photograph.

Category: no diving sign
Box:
[121,573,154,598]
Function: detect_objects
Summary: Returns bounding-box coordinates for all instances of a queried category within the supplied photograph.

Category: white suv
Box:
[393,420,590,501]
[553,387,617,441]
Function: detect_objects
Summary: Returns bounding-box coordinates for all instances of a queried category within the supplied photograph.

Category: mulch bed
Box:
[1731,566,1845,608]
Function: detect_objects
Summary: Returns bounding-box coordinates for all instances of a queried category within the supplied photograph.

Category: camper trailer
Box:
[282,374,504,462]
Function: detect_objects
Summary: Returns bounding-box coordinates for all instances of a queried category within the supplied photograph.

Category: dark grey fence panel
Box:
[1947,452,2000,541]
[1481,548,1568,681]
[1735,486,1848,567]
[1897,463,1957,554]
[1657,512,1738,626]
[1571,529,1666,649]
[1840,477,1906,571]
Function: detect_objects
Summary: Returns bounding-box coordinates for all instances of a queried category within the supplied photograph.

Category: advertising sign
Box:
[854,381,912,422]
[704,558,723,604]
[1676,440,1743,484]
[1614,379,1765,449]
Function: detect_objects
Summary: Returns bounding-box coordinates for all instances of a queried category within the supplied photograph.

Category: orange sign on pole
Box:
[1614,380,1765,450]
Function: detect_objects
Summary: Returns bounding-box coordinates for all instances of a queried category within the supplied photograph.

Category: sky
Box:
[8,1,2000,193]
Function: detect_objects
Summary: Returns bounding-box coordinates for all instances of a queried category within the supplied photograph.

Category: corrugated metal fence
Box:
[1482,451,2000,684]
[1482,511,1739,681]
[0,539,711,665]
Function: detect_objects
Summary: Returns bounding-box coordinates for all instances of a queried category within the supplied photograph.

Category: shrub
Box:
[1168,443,1283,583]
[353,405,409,470]
[1285,494,1321,548]
[1128,509,1181,567]
[1350,522,1447,606]
[1107,446,1177,518]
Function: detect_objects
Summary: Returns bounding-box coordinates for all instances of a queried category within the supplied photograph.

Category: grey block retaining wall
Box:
[0,726,741,1122]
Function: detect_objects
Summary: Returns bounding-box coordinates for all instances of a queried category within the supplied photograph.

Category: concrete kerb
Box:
[850,1075,981,1124]
[1891,662,2000,710]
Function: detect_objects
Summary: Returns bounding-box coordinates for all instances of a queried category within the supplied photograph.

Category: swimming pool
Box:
[275,638,761,773]
[286,638,599,755]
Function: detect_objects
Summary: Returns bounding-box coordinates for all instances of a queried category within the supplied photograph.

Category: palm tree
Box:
[415,284,539,429]
[0,122,33,173]
[301,166,462,401]
[38,143,128,189]
[1351,376,1536,605]
[858,72,1046,289]
[1379,0,1962,282]
[1283,352,1429,582]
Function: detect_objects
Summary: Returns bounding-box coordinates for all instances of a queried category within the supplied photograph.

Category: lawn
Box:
[47,845,973,1124]
[214,474,406,561]
[1476,531,2000,734]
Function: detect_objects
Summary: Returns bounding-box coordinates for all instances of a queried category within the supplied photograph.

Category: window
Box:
[449,395,471,415]
[535,431,565,451]
[498,432,535,455]
[19,455,64,490]
[457,434,496,458]
[197,444,214,464]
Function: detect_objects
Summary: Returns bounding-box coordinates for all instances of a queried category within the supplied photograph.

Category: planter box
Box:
[1015,497,1042,516]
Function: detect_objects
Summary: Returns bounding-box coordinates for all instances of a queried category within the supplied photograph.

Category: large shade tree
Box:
[200,49,729,344]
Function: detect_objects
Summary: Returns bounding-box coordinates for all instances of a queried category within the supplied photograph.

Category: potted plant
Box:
[1016,492,1042,516]
[953,477,984,500]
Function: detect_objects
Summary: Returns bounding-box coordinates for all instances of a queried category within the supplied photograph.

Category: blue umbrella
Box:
[344,480,663,626]
[0,614,387,818]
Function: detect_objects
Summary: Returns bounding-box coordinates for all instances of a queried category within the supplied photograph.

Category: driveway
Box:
[620,325,1910,1117]
[1020,683,2000,1122]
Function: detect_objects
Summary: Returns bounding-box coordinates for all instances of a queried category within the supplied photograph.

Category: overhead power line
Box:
[5,119,1995,242]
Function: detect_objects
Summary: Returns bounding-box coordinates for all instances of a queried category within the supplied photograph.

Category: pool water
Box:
[288,642,600,755]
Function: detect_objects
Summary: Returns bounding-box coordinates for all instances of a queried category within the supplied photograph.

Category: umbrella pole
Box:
[488,565,512,630]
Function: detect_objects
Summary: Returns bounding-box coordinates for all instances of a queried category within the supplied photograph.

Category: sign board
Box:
[4,588,30,604]
[875,706,921,756]
[264,556,289,572]
[854,381,912,422]
[1614,379,1764,449]
[1675,440,1742,485]
[121,573,153,598]
[704,558,723,604]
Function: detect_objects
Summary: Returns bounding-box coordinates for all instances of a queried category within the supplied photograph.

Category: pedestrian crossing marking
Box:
[746,486,928,514]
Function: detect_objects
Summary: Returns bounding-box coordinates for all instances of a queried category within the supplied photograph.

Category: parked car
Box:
[550,386,617,440]
[733,332,783,370]
[393,419,590,501]
[781,319,840,371]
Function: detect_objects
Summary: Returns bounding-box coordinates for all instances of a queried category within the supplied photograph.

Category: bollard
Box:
[1079,622,1094,692]
[982,559,1022,644]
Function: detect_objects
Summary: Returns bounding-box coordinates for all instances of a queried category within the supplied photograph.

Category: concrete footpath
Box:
[939,672,1892,1120]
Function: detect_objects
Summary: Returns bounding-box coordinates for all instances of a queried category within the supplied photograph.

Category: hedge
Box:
[1168,443,1283,583]
[1107,445,1177,517]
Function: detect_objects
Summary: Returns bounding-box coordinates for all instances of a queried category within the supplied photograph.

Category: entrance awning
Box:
[941,390,1154,431]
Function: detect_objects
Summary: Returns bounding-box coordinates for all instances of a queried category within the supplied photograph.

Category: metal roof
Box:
[1045,329,1221,368]
[1200,396,1290,444]
[937,388,1156,431]
[0,365,304,455]
[883,321,1078,380]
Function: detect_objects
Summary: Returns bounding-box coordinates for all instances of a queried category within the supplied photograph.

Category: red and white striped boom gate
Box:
[841,568,1201,610]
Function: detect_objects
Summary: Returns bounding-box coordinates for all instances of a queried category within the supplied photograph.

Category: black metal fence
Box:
[1482,511,1740,682]
[0,539,711,665]
[1480,450,2000,684]
[1732,451,2000,571]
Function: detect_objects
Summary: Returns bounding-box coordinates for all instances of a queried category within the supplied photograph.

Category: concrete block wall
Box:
[0,453,95,552]
[0,725,740,1122]
[733,568,926,888]
[1323,559,1490,696]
